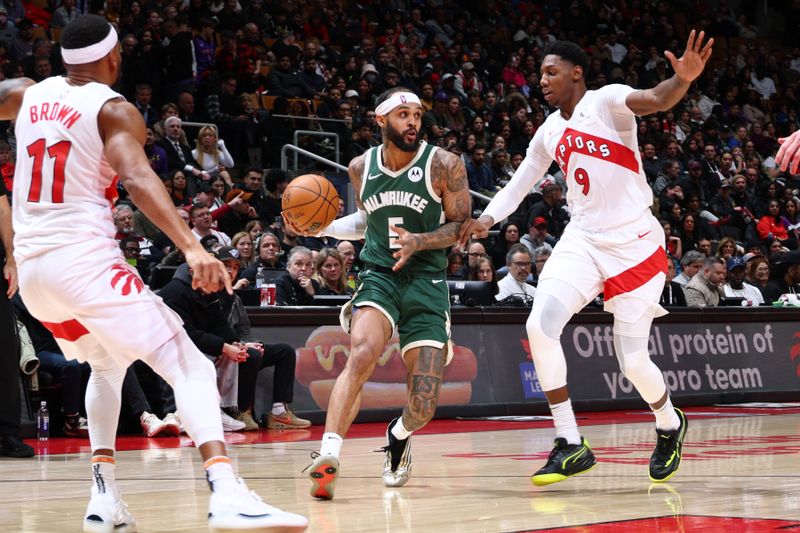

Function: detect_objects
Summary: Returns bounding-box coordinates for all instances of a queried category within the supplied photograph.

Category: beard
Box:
[384,122,420,153]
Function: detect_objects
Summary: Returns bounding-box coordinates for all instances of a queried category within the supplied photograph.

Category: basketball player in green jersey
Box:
[290,87,470,500]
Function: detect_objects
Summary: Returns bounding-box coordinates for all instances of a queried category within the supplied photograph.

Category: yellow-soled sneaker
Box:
[649,408,688,483]
[531,437,596,487]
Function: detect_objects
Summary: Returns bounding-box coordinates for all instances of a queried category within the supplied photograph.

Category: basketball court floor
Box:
[1,405,799,532]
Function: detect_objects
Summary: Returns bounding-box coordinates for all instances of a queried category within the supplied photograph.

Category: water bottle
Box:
[255,266,264,290]
[37,401,49,441]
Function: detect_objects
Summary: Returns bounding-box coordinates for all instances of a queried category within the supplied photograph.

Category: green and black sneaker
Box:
[531,437,597,487]
[649,408,688,483]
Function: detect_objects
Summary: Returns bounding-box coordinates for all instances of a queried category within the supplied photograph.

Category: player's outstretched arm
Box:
[391,150,470,270]
[776,130,800,175]
[311,154,369,239]
[99,99,231,295]
[0,78,34,121]
[626,29,713,116]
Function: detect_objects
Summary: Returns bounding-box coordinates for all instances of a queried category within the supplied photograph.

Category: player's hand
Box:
[282,213,320,237]
[776,130,800,174]
[666,29,713,83]
[185,246,232,295]
[390,225,422,271]
[3,258,17,298]
[457,215,493,249]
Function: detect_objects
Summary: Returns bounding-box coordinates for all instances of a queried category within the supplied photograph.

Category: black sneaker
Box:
[0,435,35,458]
[649,408,687,482]
[377,418,411,487]
[531,437,596,486]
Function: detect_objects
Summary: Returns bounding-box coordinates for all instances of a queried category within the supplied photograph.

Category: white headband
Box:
[375,92,421,117]
[61,25,118,65]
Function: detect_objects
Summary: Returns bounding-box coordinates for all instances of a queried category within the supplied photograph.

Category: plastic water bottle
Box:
[255,266,264,290]
[37,401,49,441]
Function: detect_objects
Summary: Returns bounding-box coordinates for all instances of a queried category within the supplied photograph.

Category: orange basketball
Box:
[281,174,340,233]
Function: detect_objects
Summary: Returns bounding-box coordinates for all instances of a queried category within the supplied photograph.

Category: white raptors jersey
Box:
[484,84,653,232]
[13,76,122,262]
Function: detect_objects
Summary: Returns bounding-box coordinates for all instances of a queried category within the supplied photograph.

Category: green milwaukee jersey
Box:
[359,141,447,273]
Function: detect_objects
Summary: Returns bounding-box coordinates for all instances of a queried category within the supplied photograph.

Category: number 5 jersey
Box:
[13,76,122,262]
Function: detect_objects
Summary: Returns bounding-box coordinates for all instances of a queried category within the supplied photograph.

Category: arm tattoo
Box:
[403,346,446,431]
[410,150,472,251]
[348,155,366,209]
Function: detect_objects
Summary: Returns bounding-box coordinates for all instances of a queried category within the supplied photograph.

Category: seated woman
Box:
[192,125,235,185]
[232,231,256,269]
[715,236,740,261]
[276,247,320,306]
[447,248,466,279]
[468,255,499,297]
[240,231,286,283]
[313,248,353,296]
[167,170,192,207]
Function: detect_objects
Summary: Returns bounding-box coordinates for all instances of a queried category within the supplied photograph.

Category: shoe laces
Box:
[301,452,320,474]
[654,432,675,454]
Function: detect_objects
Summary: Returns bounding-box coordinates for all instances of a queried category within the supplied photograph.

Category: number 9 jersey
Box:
[12,76,123,263]
[484,84,654,232]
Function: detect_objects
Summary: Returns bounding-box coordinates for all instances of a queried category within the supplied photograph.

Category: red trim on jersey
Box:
[104,175,119,208]
[603,247,667,300]
[41,319,89,342]
[555,127,640,175]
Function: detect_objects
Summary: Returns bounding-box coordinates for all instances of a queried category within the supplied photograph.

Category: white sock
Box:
[319,432,343,458]
[204,456,238,493]
[550,399,581,445]
[653,397,680,431]
[390,417,412,440]
[91,456,116,493]
[271,402,287,415]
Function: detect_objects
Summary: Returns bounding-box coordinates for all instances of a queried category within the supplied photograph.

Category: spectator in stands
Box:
[276,246,319,306]
[298,56,326,98]
[256,167,286,224]
[157,261,247,432]
[9,18,34,62]
[674,250,706,288]
[232,231,255,269]
[214,247,310,430]
[267,54,306,98]
[219,187,259,238]
[120,366,184,436]
[120,236,151,283]
[193,18,217,82]
[762,251,800,303]
[652,159,682,197]
[715,237,740,261]
[246,219,264,242]
[520,216,557,256]
[313,248,352,296]
[444,95,468,135]
[50,0,78,28]
[660,259,687,306]
[524,184,571,240]
[466,145,495,197]
[161,17,196,101]
[757,200,791,247]
[469,255,499,297]
[133,83,158,127]
[532,244,552,285]
[13,295,89,437]
[496,244,536,304]
[241,231,285,283]
[488,222,521,269]
[189,202,231,246]
[446,249,466,279]
[144,127,168,178]
[724,257,764,306]
[166,170,192,207]
[192,125,235,178]
[157,117,208,183]
[746,256,770,294]
[684,256,726,307]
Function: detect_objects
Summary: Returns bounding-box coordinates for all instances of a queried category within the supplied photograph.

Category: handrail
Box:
[272,114,350,124]
[292,130,340,169]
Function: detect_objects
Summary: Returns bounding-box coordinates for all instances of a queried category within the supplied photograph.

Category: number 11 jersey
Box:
[13,76,122,263]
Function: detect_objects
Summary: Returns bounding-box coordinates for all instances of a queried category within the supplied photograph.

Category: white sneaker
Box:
[140,411,169,438]
[220,409,246,432]
[208,478,308,532]
[161,412,182,436]
[83,485,137,533]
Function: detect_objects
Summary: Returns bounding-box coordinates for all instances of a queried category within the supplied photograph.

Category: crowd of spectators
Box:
[5,1,800,442]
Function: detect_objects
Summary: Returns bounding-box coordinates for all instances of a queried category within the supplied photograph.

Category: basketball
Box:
[281,174,340,233]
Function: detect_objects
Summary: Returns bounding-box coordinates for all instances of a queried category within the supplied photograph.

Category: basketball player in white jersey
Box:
[4,16,306,533]
[459,31,713,486]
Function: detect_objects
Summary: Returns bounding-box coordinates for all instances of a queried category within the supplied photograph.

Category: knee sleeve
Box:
[613,320,667,404]
[525,292,576,392]
[144,332,224,446]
